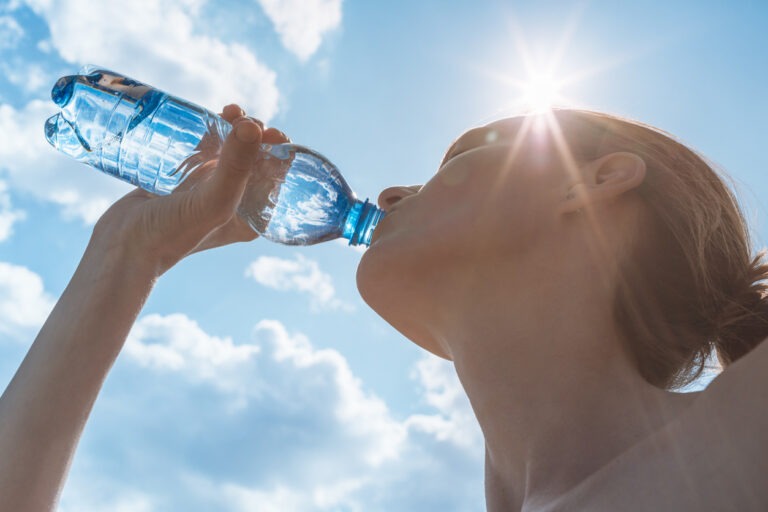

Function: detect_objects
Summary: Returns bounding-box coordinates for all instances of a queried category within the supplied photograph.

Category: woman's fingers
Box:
[220,104,286,143]
[263,127,291,144]
[221,104,245,123]
[184,105,290,233]
[191,117,263,228]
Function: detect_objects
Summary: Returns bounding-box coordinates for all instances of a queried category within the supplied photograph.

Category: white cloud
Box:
[245,253,352,311]
[257,0,342,61]
[255,319,405,467]
[221,483,306,512]
[0,100,131,225]
[406,356,484,451]
[57,485,155,512]
[0,180,25,242]
[0,1,23,13]
[126,313,261,379]
[25,0,280,120]
[0,15,23,49]
[0,0,282,225]
[1,59,50,93]
[126,314,405,468]
[63,314,484,511]
[0,261,55,340]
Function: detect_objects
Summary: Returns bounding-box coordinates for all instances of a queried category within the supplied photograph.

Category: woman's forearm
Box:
[0,238,155,512]
[0,111,268,512]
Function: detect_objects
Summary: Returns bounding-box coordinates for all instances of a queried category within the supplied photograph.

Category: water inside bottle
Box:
[45,68,377,245]
[239,145,358,245]
[45,70,227,193]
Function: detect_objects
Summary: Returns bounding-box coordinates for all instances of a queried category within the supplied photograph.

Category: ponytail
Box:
[715,254,768,367]
[553,109,767,389]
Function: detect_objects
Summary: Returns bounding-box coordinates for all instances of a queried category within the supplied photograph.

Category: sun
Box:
[473,12,610,116]
[478,43,574,115]
[519,73,565,113]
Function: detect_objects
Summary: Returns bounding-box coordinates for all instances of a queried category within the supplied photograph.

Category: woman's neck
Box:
[433,266,698,511]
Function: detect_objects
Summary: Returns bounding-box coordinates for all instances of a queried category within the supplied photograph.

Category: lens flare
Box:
[519,73,564,113]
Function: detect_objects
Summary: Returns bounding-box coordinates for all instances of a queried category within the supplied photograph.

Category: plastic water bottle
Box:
[44,65,384,246]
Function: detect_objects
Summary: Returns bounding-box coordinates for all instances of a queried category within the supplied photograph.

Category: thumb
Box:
[200,117,263,222]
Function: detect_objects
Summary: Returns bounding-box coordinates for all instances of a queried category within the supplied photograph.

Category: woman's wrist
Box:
[80,226,160,292]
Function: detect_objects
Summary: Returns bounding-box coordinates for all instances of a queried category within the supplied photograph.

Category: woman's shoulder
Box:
[546,384,768,512]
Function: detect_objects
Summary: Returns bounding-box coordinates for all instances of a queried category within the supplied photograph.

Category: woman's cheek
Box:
[437,160,473,187]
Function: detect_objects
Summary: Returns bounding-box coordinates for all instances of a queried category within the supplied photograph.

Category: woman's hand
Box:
[90,104,290,279]
[0,104,292,512]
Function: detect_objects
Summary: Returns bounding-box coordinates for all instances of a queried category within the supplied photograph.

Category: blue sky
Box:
[1,0,767,510]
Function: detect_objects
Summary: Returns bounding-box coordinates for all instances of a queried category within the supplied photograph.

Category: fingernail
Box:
[235,121,260,143]
[247,116,264,128]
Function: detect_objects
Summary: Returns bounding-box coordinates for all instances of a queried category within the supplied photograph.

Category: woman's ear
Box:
[559,152,646,215]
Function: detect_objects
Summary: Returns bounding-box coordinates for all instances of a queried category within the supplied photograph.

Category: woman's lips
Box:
[370,209,396,245]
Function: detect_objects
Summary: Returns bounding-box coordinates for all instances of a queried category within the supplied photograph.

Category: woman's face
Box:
[357,115,576,354]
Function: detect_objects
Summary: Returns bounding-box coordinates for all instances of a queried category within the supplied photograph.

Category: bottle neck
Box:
[343,199,385,246]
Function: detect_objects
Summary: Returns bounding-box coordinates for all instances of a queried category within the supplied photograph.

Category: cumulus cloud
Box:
[245,253,352,311]
[60,314,484,511]
[0,180,25,242]
[0,0,282,225]
[257,0,342,61]
[24,0,280,120]
[256,319,405,466]
[0,261,55,340]
[126,313,261,400]
[406,356,484,451]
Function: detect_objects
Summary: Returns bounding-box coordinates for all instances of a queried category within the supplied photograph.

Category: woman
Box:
[1,104,766,511]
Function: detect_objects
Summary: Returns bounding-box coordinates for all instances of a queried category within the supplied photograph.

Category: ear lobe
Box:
[559,152,646,214]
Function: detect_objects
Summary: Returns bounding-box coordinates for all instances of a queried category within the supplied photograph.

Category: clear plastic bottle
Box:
[44,65,384,246]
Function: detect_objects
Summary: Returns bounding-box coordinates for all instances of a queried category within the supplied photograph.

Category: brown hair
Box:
[554,109,768,389]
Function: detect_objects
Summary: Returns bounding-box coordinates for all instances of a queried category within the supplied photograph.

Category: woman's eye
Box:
[444,144,481,164]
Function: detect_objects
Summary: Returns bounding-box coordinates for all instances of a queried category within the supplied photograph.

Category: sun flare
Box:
[519,73,564,113]
[474,13,603,117]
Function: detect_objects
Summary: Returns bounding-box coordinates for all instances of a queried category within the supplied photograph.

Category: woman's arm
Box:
[0,106,287,512]
[0,238,155,512]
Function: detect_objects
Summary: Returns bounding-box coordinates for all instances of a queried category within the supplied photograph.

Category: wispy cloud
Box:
[0,100,131,225]
[57,486,155,512]
[245,253,352,311]
[0,180,25,242]
[0,15,23,49]
[0,261,55,340]
[257,0,342,62]
[1,59,50,94]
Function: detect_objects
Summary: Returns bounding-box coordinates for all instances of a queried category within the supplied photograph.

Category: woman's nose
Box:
[377,185,422,210]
